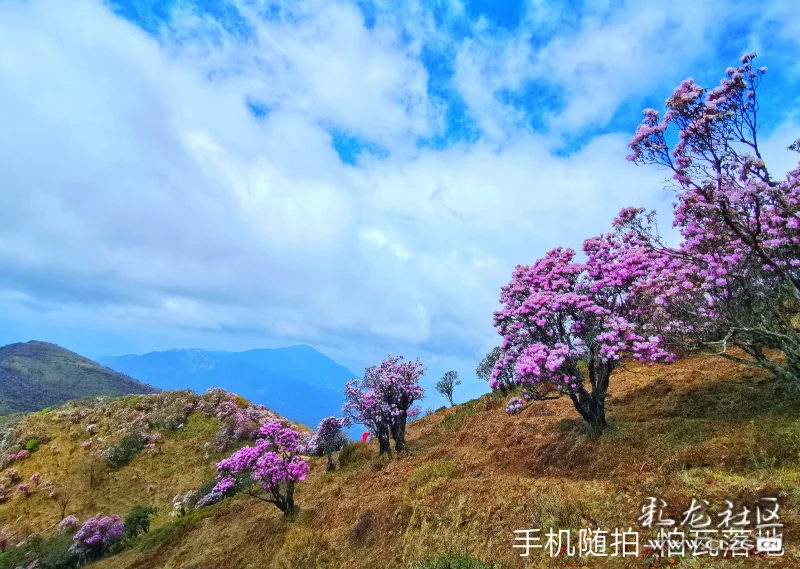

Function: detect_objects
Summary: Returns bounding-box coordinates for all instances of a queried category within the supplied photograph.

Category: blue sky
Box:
[0,0,799,406]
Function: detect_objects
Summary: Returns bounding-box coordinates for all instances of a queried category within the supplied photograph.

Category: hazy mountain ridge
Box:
[99,345,357,429]
[0,341,159,415]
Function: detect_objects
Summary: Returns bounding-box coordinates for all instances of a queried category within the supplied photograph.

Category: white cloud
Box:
[0,0,798,382]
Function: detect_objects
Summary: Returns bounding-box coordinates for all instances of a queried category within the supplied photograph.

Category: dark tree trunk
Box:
[280,484,296,516]
[376,424,392,457]
[568,360,611,438]
[326,451,335,472]
[391,411,408,452]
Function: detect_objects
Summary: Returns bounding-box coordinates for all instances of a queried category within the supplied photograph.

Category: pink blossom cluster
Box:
[505,397,524,415]
[80,441,93,450]
[209,421,310,514]
[310,417,348,470]
[623,51,800,381]
[58,515,80,535]
[69,513,124,558]
[492,232,674,435]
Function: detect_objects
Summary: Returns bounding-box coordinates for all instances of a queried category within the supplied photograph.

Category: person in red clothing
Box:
[361,432,369,443]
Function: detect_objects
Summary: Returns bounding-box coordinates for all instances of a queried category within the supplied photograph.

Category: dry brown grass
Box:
[3,353,800,568]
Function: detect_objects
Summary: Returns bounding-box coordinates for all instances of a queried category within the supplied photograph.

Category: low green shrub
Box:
[338,441,373,468]
[106,434,146,469]
[25,438,39,452]
[0,534,75,569]
[123,506,157,541]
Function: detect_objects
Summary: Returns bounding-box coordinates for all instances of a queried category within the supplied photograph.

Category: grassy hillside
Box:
[0,341,160,415]
[97,347,349,433]
[2,354,800,568]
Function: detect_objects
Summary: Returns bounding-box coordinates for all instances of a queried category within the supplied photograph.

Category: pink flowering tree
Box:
[310,416,348,471]
[211,421,310,516]
[69,513,124,560]
[624,52,800,382]
[342,377,393,456]
[343,355,426,454]
[493,236,674,437]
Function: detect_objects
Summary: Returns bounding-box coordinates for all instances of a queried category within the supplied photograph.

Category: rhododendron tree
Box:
[211,421,310,515]
[493,237,674,437]
[70,513,124,559]
[342,376,393,456]
[624,53,800,382]
[343,355,426,454]
[311,416,347,471]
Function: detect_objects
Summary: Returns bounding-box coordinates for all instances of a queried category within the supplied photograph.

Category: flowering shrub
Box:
[58,515,80,535]
[211,421,310,515]
[30,472,40,485]
[14,450,28,461]
[7,468,20,482]
[70,513,124,559]
[80,441,93,450]
[624,52,800,383]
[311,417,347,471]
[505,397,524,416]
[17,483,30,496]
[194,488,225,509]
[181,489,200,510]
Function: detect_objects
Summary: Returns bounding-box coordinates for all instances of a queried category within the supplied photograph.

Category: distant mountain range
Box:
[99,345,357,430]
[0,341,159,415]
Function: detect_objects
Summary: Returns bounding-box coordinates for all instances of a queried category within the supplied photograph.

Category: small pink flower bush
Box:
[310,417,347,471]
[59,515,80,534]
[209,421,310,515]
[15,450,28,461]
[30,473,40,485]
[69,513,124,559]
[505,397,524,416]
[17,483,30,496]
[81,441,93,450]
[6,469,20,482]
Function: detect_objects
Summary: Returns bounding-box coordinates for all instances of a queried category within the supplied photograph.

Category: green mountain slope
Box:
[0,341,159,414]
